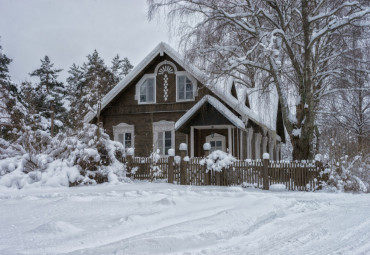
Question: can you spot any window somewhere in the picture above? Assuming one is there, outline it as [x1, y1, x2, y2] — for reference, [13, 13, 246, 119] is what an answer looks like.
[210, 141, 223, 152]
[177, 75, 193, 100]
[113, 123, 135, 151]
[153, 121, 175, 156]
[140, 78, 155, 103]
[158, 131, 172, 155]
[206, 133, 226, 152]
[118, 132, 132, 148]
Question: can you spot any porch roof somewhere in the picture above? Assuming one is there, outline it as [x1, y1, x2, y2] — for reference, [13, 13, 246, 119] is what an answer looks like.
[175, 95, 245, 131]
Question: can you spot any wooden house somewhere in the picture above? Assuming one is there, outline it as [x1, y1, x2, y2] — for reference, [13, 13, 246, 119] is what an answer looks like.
[85, 42, 285, 160]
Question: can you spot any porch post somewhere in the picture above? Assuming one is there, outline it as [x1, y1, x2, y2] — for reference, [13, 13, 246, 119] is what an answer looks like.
[228, 126, 232, 155]
[190, 126, 194, 158]
[262, 136, 268, 154]
[269, 137, 275, 161]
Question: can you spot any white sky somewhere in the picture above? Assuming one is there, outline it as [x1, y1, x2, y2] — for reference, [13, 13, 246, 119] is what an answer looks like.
[0, 0, 176, 83]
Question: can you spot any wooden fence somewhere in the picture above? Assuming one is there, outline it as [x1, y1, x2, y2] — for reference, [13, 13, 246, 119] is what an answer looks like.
[126, 153, 322, 191]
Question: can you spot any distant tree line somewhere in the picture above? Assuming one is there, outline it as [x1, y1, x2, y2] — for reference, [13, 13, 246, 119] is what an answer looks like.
[0, 44, 133, 141]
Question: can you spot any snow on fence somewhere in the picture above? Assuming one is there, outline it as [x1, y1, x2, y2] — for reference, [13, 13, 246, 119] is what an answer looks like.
[124, 149, 321, 191]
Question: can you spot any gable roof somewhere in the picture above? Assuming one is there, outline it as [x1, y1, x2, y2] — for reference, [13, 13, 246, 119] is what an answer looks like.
[84, 42, 278, 133]
[175, 95, 245, 131]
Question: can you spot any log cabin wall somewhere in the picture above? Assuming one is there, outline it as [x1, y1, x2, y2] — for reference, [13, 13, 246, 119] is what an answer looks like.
[99, 53, 241, 156]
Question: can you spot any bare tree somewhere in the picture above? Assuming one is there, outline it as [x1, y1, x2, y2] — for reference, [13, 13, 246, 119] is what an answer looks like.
[148, 0, 370, 159]
[319, 25, 370, 158]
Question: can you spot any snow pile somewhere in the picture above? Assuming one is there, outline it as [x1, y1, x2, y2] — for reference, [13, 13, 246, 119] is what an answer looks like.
[179, 143, 187, 151]
[203, 143, 211, 151]
[200, 150, 237, 172]
[269, 184, 287, 192]
[0, 124, 128, 189]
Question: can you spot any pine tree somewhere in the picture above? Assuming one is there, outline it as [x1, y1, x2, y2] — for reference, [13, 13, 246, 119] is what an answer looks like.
[111, 54, 133, 83]
[66, 50, 116, 131]
[82, 50, 115, 138]
[66, 63, 85, 128]
[0, 43, 25, 140]
[30, 56, 66, 136]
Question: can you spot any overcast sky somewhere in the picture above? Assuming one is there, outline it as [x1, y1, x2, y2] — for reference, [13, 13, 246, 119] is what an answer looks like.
[0, 0, 176, 84]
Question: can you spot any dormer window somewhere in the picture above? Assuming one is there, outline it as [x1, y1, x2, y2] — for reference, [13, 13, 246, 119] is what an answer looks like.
[140, 78, 155, 103]
[177, 75, 194, 101]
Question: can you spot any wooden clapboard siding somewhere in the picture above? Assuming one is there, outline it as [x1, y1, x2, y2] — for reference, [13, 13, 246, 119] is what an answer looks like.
[99, 53, 244, 157]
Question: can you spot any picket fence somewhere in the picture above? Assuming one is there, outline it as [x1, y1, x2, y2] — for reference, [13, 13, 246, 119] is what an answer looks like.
[125, 153, 322, 191]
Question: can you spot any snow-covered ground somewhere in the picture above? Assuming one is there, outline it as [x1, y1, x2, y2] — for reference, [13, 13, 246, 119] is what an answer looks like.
[1, 183, 369, 255]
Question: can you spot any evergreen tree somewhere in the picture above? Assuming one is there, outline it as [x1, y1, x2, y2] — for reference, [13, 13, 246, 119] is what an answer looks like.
[66, 50, 132, 130]
[0, 43, 25, 140]
[30, 56, 66, 136]
[81, 50, 115, 138]
[65, 63, 85, 128]
[111, 54, 133, 83]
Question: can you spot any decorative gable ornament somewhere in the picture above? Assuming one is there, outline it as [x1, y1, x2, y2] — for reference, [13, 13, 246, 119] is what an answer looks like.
[158, 64, 174, 102]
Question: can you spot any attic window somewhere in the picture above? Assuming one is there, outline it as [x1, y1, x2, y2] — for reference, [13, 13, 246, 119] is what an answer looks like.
[177, 75, 194, 101]
[140, 78, 155, 103]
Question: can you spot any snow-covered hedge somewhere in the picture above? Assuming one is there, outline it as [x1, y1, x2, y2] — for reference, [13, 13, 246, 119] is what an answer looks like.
[318, 155, 369, 193]
[0, 124, 128, 189]
[200, 150, 236, 172]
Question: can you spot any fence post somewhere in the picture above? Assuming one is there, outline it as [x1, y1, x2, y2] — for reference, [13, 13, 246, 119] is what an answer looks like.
[168, 149, 175, 184]
[263, 153, 269, 190]
[180, 143, 187, 185]
[126, 148, 134, 178]
[216, 171, 221, 186]
[203, 143, 211, 185]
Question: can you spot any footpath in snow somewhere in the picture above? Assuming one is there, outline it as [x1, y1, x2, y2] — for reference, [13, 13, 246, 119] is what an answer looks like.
[0, 183, 369, 255]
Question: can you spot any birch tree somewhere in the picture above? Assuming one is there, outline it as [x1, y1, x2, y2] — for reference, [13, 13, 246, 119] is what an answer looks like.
[148, 0, 370, 159]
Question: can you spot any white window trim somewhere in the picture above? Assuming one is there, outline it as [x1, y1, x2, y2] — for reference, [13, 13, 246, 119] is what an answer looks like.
[246, 128, 253, 159]
[113, 123, 135, 151]
[176, 71, 197, 102]
[135, 73, 156, 104]
[152, 120, 175, 156]
[206, 133, 226, 152]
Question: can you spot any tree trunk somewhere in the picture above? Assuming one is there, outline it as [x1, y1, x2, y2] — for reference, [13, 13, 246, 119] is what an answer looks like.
[50, 102, 55, 137]
[291, 136, 311, 160]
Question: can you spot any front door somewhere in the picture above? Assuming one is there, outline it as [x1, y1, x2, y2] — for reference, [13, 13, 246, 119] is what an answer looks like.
[206, 133, 226, 152]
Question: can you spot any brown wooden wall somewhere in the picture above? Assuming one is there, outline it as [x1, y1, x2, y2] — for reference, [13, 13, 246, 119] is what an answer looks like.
[99, 53, 242, 156]
[98, 52, 280, 158]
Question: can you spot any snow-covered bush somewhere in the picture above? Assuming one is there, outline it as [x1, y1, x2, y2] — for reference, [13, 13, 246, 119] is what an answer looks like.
[0, 124, 128, 188]
[150, 149, 162, 180]
[318, 155, 369, 193]
[200, 150, 237, 172]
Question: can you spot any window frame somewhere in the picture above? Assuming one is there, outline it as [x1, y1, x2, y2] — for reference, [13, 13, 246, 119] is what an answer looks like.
[176, 71, 197, 102]
[152, 120, 175, 156]
[206, 133, 226, 152]
[113, 123, 135, 152]
[135, 74, 156, 104]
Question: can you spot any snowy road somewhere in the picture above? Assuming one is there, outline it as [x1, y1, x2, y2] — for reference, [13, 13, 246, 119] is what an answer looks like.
[0, 183, 369, 255]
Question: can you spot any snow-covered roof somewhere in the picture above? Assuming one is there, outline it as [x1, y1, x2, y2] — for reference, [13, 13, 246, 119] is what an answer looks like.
[84, 42, 278, 132]
[175, 95, 245, 131]
[84, 42, 207, 123]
